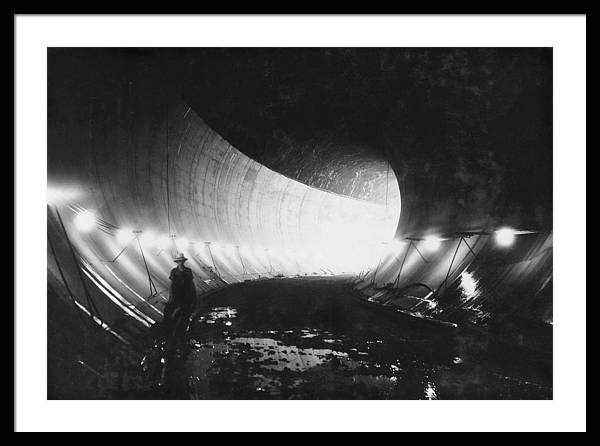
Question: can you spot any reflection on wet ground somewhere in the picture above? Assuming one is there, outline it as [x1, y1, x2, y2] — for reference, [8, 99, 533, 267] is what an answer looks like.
[145, 277, 552, 400]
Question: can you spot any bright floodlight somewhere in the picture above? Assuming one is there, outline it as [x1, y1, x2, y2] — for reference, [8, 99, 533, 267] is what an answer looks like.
[116, 227, 133, 245]
[47, 186, 81, 205]
[495, 227, 516, 247]
[422, 236, 442, 252]
[176, 236, 189, 250]
[74, 211, 96, 232]
[139, 230, 156, 247]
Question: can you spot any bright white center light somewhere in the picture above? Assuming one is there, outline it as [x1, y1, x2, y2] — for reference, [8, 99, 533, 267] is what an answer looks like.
[47, 186, 81, 205]
[157, 235, 172, 251]
[422, 236, 442, 252]
[116, 227, 133, 245]
[176, 236, 189, 251]
[74, 210, 96, 232]
[495, 227, 516, 247]
[390, 239, 405, 253]
[139, 230, 156, 247]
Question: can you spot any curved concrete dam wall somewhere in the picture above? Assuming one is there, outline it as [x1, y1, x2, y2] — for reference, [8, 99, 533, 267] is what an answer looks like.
[48, 98, 401, 339]
[47, 48, 552, 342]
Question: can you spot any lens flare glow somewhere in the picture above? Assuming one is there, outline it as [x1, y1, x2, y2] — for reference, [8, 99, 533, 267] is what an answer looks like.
[175, 236, 189, 251]
[47, 186, 81, 205]
[139, 230, 156, 247]
[74, 210, 96, 232]
[116, 227, 134, 245]
[495, 227, 516, 247]
[157, 235, 172, 251]
[422, 236, 442, 252]
[389, 239, 405, 253]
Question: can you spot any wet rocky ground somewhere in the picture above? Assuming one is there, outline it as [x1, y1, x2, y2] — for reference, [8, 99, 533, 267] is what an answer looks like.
[145, 276, 552, 399]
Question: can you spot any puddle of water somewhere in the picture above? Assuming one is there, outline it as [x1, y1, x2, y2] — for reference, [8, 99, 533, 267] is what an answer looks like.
[144, 304, 552, 400]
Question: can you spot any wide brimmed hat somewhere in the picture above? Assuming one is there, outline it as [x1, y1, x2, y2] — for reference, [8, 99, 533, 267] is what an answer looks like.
[173, 253, 188, 263]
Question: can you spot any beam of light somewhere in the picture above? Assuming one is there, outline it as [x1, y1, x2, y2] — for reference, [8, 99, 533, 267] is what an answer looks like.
[495, 227, 516, 247]
[47, 186, 82, 205]
[74, 210, 96, 232]
[47, 184, 83, 205]
[210, 242, 221, 251]
[139, 230, 156, 248]
[254, 247, 269, 262]
[422, 235, 442, 253]
[156, 235, 172, 251]
[175, 236, 189, 252]
[116, 227, 134, 245]
[194, 241, 206, 254]
[389, 239, 406, 253]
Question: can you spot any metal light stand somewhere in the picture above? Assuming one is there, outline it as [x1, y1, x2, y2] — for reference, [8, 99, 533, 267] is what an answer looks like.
[392, 238, 429, 288]
[204, 241, 222, 279]
[434, 233, 480, 297]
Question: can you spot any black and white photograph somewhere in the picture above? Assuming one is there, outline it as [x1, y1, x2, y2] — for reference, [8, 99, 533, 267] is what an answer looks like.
[15, 14, 586, 432]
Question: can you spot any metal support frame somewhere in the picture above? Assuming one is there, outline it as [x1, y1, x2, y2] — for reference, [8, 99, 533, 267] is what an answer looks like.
[205, 241, 221, 279]
[135, 231, 159, 299]
[392, 240, 429, 288]
[236, 245, 249, 275]
[434, 235, 479, 297]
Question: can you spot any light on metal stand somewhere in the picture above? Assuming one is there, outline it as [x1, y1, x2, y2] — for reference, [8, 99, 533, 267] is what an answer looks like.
[494, 227, 516, 247]
[392, 238, 430, 288]
[435, 233, 480, 297]
[205, 241, 222, 280]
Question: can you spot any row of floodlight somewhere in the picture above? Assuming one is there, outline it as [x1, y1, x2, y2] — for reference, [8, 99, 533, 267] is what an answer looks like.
[73, 209, 519, 267]
[390, 228, 517, 252]
[74, 209, 308, 259]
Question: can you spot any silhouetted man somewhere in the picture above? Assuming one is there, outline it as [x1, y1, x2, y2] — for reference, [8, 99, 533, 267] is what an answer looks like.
[163, 253, 197, 335]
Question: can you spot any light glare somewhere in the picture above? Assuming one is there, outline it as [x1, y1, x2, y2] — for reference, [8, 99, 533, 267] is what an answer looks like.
[157, 235, 172, 251]
[116, 227, 133, 245]
[74, 211, 96, 232]
[139, 230, 156, 247]
[176, 236, 189, 250]
[495, 228, 516, 247]
[47, 186, 81, 205]
[422, 236, 442, 252]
